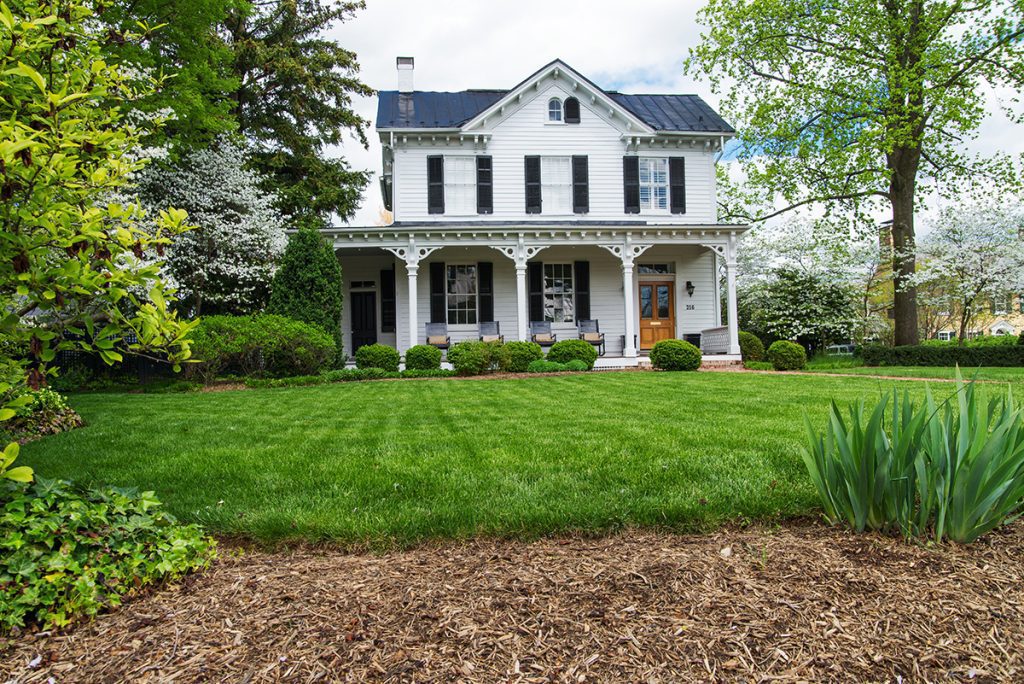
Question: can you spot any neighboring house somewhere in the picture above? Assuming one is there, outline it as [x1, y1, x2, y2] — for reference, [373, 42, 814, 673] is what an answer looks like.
[324, 58, 746, 363]
[933, 294, 1024, 341]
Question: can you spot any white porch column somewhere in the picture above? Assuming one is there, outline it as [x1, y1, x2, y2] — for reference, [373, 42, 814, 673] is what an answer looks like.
[515, 263, 528, 341]
[622, 259, 638, 358]
[725, 235, 741, 355]
[406, 262, 419, 350]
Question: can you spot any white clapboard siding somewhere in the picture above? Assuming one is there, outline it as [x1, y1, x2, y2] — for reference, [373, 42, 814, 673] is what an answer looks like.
[390, 245, 719, 353]
[392, 82, 718, 224]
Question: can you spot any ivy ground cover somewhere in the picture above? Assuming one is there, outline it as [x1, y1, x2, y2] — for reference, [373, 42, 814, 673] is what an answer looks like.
[19, 372, 1011, 544]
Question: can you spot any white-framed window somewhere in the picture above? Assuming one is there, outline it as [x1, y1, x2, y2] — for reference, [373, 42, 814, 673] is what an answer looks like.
[541, 156, 572, 214]
[444, 157, 476, 215]
[446, 264, 477, 325]
[543, 263, 574, 323]
[937, 331, 953, 341]
[548, 97, 562, 122]
[639, 157, 669, 211]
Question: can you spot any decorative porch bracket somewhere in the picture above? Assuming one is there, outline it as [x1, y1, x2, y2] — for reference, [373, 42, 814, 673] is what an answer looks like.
[490, 237, 549, 341]
[599, 238, 653, 358]
[384, 239, 441, 351]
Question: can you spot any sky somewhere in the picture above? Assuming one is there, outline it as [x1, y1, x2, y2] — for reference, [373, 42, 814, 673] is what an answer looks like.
[326, 0, 1022, 229]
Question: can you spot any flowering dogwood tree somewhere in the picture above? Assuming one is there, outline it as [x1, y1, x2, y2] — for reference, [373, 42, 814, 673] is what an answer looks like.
[911, 206, 1024, 344]
[134, 140, 287, 315]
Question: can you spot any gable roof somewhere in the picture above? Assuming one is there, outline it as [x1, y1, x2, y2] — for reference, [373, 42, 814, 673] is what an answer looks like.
[375, 61, 734, 133]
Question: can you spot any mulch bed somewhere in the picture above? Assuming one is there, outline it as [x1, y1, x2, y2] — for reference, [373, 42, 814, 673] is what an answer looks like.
[3, 523, 1023, 682]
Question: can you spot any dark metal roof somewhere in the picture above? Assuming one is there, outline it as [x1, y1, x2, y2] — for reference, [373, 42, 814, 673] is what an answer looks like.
[376, 89, 733, 133]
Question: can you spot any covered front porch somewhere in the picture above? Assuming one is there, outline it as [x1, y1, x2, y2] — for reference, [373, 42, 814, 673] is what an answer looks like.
[326, 223, 746, 365]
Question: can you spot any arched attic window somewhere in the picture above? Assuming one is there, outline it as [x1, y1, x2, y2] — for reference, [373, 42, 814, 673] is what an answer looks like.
[563, 97, 581, 124]
[548, 97, 562, 122]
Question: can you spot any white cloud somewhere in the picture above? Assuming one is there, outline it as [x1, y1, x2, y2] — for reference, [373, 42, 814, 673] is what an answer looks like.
[324, 0, 1022, 227]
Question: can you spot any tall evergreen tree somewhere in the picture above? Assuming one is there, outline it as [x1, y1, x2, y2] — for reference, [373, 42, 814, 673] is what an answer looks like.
[226, 0, 374, 224]
[268, 226, 344, 362]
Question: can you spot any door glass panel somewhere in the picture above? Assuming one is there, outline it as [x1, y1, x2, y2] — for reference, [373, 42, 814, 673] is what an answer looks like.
[657, 285, 670, 318]
[640, 285, 653, 319]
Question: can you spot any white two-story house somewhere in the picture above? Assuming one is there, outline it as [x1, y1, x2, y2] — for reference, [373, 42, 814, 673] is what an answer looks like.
[324, 58, 746, 365]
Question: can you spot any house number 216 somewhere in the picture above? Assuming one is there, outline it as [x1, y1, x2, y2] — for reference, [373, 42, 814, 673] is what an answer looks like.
[685, 304, 696, 311]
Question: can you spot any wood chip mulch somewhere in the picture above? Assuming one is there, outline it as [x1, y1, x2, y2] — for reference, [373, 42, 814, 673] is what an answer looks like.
[3, 523, 1023, 683]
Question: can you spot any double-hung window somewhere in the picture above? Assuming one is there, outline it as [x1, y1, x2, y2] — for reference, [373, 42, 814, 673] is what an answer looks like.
[446, 264, 477, 325]
[541, 156, 572, 214]
[638, 158, 668, 211]
[543, 263, 574, 322]
[444, 157, 476, 215]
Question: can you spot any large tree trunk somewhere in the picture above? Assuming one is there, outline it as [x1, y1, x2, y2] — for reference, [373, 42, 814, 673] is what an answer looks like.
[889, 149, 920, 346]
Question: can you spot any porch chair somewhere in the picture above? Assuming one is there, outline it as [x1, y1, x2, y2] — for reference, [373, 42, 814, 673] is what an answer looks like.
[577, 319, 606, 357]
[425, 322, 450, 350]
[529, 321, 557, 350]
[478, 321, 504, 344]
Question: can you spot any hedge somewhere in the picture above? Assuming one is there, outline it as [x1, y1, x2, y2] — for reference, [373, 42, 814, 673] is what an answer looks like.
[355, 343, 400, 372]
[546, 339, 598, 369]
[447, 340, 500, 376]
[496, 341, 543, 372]
[404, 344, 442, 370]
[861, 344, 1024, 367]
[738, 331, 765, 362]
[767, 340, 807, 371]
[649, 339, 702, 371]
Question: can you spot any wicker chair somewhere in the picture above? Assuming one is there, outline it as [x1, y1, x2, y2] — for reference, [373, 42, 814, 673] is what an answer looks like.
[529, 321, 557, 349]
[424, 322, 450, 350]
[577, 319, 606, 356]
[478, 321, 504, 344]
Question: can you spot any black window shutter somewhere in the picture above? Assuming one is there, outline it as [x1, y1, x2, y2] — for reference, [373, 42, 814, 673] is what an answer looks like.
[380, 267, 396, 333]
[573, 261, 590, 321]
[669, 157, 686, 214]
[477, 262, 494, 322]
[528, 262, 544, 322]
[427, 156, 444, 214]
[623, 156, 640, 214]
[572, 155, 589, 214]
[429, 261, 446, 323]
[476, 156, 493, 214]
[564, 97, 581, 124]
[524, 156, 542, 214]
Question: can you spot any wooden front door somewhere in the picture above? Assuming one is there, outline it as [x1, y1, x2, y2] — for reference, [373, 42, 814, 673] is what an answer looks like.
[350, 291, 377, 352]
[639, 282, 675, 349]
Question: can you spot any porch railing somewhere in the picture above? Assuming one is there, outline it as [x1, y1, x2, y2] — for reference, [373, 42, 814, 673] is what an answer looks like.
[700, 326, 730, 354]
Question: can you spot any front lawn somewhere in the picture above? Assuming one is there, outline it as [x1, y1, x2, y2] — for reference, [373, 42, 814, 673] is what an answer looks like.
[803, 365, 1024, 382]
[20, 372, 980, 544]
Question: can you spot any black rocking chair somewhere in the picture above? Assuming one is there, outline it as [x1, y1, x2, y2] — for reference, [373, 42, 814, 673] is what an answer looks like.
[479, 321, 504, 344]
[425, 322, 450, 350]
[577, 319, 606, 356]
[529, 321, 557, 350]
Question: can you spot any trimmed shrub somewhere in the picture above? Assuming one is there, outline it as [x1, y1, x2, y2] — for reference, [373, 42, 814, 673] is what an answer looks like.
[738, 331, 765, 362]
[1, 478, 215, 632]
[405, 344, 442, 370]
[546, 339, 598, 369]
[189, 314, 336, 381]
[650, 339, 702, 371]
[564, 359, 589, 372]
[447, 340, 500, 376]
[861, 344, 1024, 367]
[355, 343, 400, 372]
[268, 225, 344, 366]
[767, 340, 807, 371]
[527, 359, 567, 373]
[399, 368, 456, 379]
[496, 341, 543, 373]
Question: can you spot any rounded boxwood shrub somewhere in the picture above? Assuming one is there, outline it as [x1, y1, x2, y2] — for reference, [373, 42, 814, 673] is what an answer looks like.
[563, 359, 589, 372]
[497, 341, 543, 373]
[404, 344, 442, 370]
[767, 340, 807, 371]
[526, 359, 566, 373]
[738, 331, 765, 362]
[447, 340, 498, 376]
[546, 339, 598, 369]
[649, 339, 702, 371]
[355, 343, 400, 372]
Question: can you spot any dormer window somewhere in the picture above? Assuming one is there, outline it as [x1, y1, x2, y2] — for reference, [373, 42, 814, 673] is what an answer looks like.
[548, 98, 562, 122]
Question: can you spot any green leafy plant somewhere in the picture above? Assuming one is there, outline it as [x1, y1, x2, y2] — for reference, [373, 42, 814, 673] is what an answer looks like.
[802, 374, 1024, 543]
[650, 339, 702, 371]
[399, 368, 455, 379]
[527, 359, 567, 373]
[767, 340, 807, 371]
[546, 340, 598, 369]
[447, 341, 500, 376]
[354, 343, 400, 372]
[1, 443, 32, 483]
[738, 332, 765, 362]
[0, 388, 83, 443]
[496, 341, 543, 373]
[1, 478, 215, 632]
[563, 359, 590, 372]
[404, 344, 442, 371]
[744, 361, 774, 371]
[189, 315, 335, 381]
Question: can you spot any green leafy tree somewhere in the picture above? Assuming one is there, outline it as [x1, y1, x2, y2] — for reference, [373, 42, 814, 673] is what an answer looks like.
[0, 0, 195, 476]
[268, 225, 344, 363]
[688, 0, 1024, 345]
[227, 0, 374, 224]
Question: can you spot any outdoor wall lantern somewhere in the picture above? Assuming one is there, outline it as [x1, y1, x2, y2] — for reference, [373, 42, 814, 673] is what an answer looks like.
[685, 281, 695, 297]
